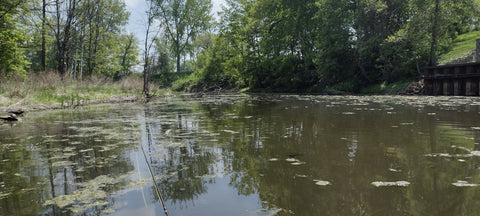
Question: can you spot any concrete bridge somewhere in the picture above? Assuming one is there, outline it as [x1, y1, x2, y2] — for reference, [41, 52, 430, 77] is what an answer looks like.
[424, 39, 480, 96]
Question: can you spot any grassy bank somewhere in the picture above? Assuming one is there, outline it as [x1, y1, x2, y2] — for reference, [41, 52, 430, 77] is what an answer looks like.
[0, 72, 165, 109]
[439, 31, 480, 65]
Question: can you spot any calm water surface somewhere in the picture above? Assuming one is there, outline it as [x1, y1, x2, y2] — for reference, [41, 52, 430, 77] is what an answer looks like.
[2, 95, 480, 215]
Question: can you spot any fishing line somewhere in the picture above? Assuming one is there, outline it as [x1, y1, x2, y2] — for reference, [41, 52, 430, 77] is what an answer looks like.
[132, 123, 169, 216]
[134, 151, 148, 208]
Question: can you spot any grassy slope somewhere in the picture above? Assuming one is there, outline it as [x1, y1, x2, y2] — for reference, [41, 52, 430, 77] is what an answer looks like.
[438, 31, 480, 65]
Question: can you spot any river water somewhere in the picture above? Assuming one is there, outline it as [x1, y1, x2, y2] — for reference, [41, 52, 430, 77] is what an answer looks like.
[2, 95, 480, 215]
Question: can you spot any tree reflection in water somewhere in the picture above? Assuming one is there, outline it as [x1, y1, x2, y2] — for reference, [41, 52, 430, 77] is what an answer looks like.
[142, 105, 216, 207]
[3, 96, 480, 215]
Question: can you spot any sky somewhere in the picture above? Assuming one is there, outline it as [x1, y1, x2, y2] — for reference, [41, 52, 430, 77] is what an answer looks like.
[124, 0, 226, 46]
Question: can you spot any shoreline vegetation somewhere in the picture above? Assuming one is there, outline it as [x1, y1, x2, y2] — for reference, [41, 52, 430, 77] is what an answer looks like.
[0, 70, 423, 120]
[1, 0, 479, 110]
[0, 72, 173, 115]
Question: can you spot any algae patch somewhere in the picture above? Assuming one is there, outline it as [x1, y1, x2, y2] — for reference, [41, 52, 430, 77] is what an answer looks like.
[43, 175, 118, 211]
[314, 180, 331, 186]
[452, 180, 479, 187]
[371, 181, 410, 187]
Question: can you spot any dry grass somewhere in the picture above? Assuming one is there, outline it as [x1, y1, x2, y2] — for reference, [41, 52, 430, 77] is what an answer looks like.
[117, 76, 144, 90]
[0, 71, 153, 107]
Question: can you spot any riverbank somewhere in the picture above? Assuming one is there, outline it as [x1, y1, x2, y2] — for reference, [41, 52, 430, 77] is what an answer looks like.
[0, 71, 423, 119]
[0, 72, 174, 116]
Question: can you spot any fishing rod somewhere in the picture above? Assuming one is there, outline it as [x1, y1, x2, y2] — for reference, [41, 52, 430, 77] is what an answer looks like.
[133, 123, 169, 216]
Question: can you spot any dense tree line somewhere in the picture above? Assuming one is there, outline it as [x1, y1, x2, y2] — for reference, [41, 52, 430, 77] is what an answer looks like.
[0, 0, 138, 80]
[1, 0, 480, 93]
[175, 0, 480, 92]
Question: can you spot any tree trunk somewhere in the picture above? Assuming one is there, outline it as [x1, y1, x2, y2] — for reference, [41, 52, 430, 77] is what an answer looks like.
[56, 0, 76, 76]
[143, 9, 152, 96]
[176, 53, 181, 73]
[429, 0, 440, 66]
[119, 35, 134, 79]
[143, 57, 149, 95]
[176, 34, 180, 73]
[87, 14, 93, 76]
[55, 0, 62, 74]
[41, 0, 46, 71]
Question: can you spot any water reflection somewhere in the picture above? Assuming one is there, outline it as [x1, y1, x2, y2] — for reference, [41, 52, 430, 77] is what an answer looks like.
[2, 96, 480, 215]
[0, 106, 142, 216]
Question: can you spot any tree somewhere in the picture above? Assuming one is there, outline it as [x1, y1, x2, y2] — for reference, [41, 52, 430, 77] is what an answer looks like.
[53, 0, 77, 75]
[46, 0, 132, 78]
[314, 0, 354, 86]
[82, 0, 130, 77]
[143, 0, 158, 96]
[0, 0, 137, 79]
[41, 0, 47, 71]
[115, 33, 139, 80]
[152, 0, 213, 73]
[0, 0, 29, 77]
[408, 0, 480, 66]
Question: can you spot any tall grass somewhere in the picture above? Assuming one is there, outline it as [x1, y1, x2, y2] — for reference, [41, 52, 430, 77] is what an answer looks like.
[0, 71, 152, 107]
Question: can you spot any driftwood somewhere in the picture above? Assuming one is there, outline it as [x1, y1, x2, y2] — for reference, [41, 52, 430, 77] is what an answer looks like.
[0, 113, 19, 121]
[7, 109, 24, 116]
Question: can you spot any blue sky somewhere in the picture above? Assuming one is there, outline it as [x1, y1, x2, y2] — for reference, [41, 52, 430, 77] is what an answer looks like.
[124, 0, 226, 45]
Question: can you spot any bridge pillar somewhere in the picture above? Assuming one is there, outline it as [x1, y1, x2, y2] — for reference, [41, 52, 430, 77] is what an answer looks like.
[443, 80, 454, 95]
[478, 79, 480, 96]
[466, 78, 478, 96]
[474, 79, 479, 96]
[434, 79, 443, 95]
[476, 39, 480, 62]
[424, 79, 434, 95]
[454, 79, 461, 96]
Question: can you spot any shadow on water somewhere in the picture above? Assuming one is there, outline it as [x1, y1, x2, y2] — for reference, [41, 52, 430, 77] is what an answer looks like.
[3, 96, 480, 215]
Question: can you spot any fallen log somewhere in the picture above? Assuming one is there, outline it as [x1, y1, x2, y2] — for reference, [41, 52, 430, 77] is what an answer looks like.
[7, 108, 24, 116]
[0, 113, 19, 121]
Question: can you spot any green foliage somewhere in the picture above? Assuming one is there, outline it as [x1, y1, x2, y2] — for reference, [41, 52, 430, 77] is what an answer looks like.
[152, 72, 191, 88]
[314, 0, 354, 85]
[82, 0, 133, 78]
[162, 0, 480, 93]
[0, 1, 29, 76]
[0, 0, 139, 80]
[438, 31, 480, 64]
[377, 32, 424, 83]
[171, 72, 201, 91]
[2, 0, 480, 93]
[329, 79, 362, 93]
[173, 34, 246, 92]
[151, 0, 213, 73]
[360, 80, 413, 94]
[0, 27, 29, 76]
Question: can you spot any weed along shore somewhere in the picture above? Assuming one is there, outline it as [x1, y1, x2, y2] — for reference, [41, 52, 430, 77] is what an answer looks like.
[0, 72, 173, 120]
[0, 95, 139, 113]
